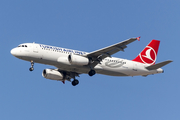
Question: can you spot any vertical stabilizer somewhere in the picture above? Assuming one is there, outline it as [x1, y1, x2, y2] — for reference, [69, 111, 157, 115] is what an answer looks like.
[133, 40, 160, 65]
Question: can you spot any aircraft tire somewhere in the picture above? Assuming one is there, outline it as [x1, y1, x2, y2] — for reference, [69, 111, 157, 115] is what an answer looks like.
[72, 79, 79, 86]
[88, 70, 96, 76]
[29, 67, 34, 71]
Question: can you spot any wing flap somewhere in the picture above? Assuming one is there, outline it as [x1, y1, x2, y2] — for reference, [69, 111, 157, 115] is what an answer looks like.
[146, 60, 173, 70]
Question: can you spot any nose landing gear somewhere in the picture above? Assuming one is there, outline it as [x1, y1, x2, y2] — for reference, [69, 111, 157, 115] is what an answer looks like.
[29, 60, 34, 71]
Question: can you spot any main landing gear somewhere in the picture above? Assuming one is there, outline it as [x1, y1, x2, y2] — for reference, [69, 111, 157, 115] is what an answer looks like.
[69, 72, 80, 86]
[88, 70, 96, 76]
[29, 60, 34, 71]
[71, 70, 96, 86]
[72, 79, 79, 86]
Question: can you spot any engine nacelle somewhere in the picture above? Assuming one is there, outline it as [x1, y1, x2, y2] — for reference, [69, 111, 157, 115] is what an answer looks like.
[68, 54, 89, 66]
[57, 56, 71, 65]
[42, 69, 64, 81]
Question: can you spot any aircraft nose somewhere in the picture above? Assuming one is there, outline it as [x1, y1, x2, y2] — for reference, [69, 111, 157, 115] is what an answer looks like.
[10, 48, 19, 56]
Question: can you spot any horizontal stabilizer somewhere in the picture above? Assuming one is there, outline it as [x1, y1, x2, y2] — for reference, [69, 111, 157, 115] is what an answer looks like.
[146, 60, 173, 70]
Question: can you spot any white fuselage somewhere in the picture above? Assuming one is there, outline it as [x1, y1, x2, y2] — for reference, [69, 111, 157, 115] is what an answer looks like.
[11, 43, 163, 77]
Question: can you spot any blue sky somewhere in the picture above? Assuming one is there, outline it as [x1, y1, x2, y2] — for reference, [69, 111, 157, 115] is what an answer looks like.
[0, 0, 179, 120]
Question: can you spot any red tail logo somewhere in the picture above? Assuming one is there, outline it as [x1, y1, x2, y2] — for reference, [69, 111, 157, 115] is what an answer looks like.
[133, 40, 160, 65]
[140, 46, 157, 64]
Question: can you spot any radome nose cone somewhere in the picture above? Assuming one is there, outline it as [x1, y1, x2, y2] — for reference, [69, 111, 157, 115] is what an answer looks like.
[10, 49, 14, 55]
[10, 48, 17, 56]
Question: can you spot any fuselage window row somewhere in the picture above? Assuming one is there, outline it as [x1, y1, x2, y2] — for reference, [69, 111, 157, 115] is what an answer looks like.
[42, 48, 71, 54]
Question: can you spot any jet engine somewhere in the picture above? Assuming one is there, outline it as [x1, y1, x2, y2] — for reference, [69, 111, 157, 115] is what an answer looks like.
[42, 69, 65, 80]
[68, 54, 89, 66]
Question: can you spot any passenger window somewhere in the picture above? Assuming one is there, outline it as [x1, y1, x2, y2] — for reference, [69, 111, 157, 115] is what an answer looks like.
[25, 45, 27, 47]
[22, 45, 24, 47]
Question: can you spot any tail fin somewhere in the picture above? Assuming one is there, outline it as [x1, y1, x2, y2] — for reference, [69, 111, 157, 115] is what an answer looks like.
[133, 40, 160, 65]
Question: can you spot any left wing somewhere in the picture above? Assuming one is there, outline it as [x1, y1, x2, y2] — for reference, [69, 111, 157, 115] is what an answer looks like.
[85, 37, 139, 67]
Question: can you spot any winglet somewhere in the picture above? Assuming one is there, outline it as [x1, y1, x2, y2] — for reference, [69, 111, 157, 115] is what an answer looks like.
[136, 36, 141, 41]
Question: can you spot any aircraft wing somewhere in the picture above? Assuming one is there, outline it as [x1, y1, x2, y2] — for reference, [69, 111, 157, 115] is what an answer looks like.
[85, 37, 139, 67]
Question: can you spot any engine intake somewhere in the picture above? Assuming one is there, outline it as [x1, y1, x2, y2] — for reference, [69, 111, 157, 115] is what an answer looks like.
[68, 54, 89, 66]
[42, 69, 65, 81]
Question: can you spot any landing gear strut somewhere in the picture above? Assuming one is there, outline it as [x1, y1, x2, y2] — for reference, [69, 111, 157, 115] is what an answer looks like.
[72, 79, 79, 86]
[69, 72, 79, 86]
[29, 60, 34, 71]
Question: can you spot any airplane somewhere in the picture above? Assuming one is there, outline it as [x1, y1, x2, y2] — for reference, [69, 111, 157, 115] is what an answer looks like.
[10, 37, 172, 86]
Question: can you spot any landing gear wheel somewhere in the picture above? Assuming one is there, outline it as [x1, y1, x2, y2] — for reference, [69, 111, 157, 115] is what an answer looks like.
[72, 79, 79, 86]
[29, 67, 34, 71]
[88, 70, 96, 76]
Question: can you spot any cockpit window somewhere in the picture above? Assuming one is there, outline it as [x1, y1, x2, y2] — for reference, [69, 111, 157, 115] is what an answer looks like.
[18, 45, 28, 47]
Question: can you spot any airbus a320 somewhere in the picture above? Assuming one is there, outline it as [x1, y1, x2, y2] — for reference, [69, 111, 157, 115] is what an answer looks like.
[10, 37, 172, 86]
